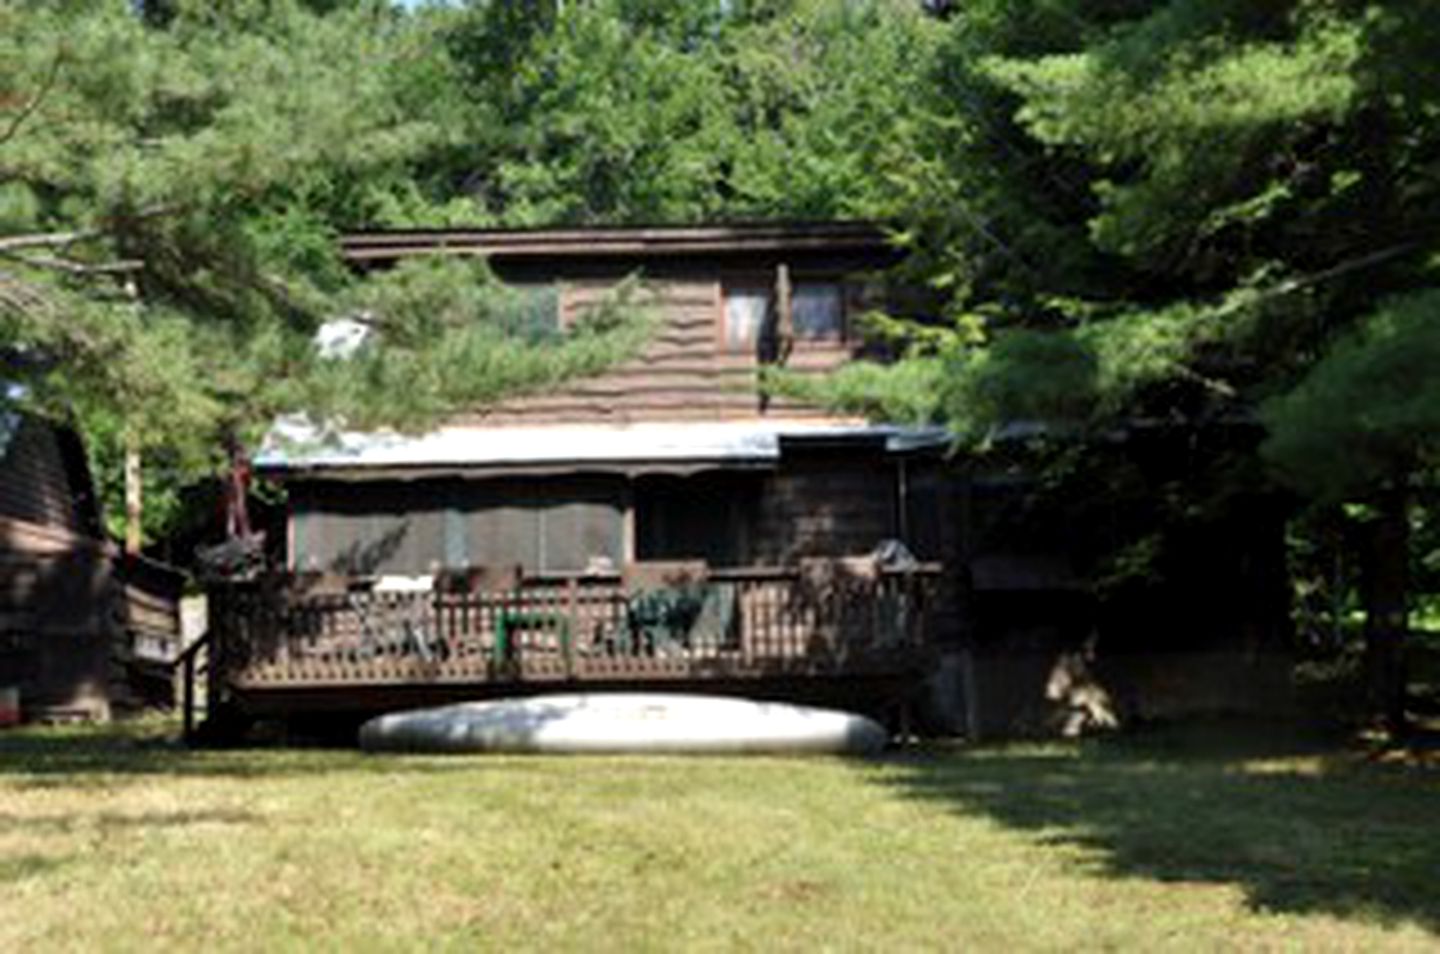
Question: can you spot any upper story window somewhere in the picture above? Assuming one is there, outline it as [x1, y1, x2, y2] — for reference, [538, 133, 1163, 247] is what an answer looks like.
[721, 277, 845, 353]
[505, 283, 562, 341]
[723, 286, 772, 351]
[792, 282, 844, 340]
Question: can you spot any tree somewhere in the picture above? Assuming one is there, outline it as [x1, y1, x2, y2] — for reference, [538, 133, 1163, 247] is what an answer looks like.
[425, 0, 941, 224]
[1262, 290, 1440, 728]
[808, 0, 1440, 729]
[0, 1, 647, 544]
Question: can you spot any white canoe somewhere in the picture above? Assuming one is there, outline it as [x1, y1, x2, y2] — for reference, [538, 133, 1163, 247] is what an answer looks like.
[358, 692, 888, 755]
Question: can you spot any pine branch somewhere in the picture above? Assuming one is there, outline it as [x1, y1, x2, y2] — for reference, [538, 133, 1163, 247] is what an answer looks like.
[0, 46, 65, 149]
[1, 253, 144, 275]
[0, 205, 182, 256]
[0, 228, 105, 254]
[0, 269, 59, 318]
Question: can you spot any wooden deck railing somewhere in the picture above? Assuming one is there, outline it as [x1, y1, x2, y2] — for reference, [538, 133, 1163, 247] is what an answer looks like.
[208, 564, 939, 690]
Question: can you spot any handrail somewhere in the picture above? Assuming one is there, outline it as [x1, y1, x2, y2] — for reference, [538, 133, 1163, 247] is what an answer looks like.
[173, 629, 213, 669]
[214, 562, 945, 591]
[175, 629, 213, 743]
[204, 563, 940, 691]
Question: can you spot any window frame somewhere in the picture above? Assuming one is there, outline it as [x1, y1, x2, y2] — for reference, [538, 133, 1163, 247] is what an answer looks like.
[718, 282, 774, 353]
[504, 280, 568, 338]
[790, 280, 848, 343]
[718, 273, 849, 354]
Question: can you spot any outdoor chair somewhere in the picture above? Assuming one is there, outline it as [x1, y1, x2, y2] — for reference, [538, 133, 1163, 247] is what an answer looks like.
[612, 561, 709, 657]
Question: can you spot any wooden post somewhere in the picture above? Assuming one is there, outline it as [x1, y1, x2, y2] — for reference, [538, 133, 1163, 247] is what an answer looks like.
[124, 440, 142, 555]
[775, 263, 793, 355]
[566, 577, 579, 679]
[621, 482, 637, 564]
[182, 650, 195, 741]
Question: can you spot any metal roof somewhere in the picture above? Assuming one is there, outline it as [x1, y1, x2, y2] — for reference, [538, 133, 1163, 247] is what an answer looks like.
[257, 417, 949, 476]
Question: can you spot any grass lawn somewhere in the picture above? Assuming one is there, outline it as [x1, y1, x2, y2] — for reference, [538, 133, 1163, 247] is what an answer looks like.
[2, 720, 1437, 951]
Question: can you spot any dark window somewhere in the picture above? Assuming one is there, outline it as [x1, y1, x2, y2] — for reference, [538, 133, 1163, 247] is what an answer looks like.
[722, 279, 845, 353]
[464, 485, 540, 571]
[536, 490, 624, 573]
[792, 282, 844, 340]
[636, 473, 756, 567]
[903, 467, 945, 561]
[504, 283, 562, 341]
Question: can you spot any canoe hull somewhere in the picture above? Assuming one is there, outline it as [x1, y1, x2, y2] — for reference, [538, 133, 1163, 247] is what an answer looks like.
[359, 692, 888, 755]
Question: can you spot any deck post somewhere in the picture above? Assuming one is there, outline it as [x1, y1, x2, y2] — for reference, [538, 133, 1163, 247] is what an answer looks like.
[565, 577, 579, 679]
[182, 650, 195, 740]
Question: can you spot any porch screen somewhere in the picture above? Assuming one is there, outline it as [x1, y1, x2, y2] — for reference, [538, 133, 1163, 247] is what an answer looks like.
[463, 478, 624, 574]
[635, 473, 756, 567]
[291, 484, 445, 575]
[291, 477, 623, 576]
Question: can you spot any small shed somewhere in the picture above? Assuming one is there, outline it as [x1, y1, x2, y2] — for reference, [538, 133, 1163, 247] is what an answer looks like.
[0, 409, 184, 721]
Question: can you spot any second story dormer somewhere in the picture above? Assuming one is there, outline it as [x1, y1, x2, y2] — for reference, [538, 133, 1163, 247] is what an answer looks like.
[339, 221, 904, 425]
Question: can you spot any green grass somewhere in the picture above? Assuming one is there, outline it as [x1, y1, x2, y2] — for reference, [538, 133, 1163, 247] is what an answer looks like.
[1, 720, 1437, 951]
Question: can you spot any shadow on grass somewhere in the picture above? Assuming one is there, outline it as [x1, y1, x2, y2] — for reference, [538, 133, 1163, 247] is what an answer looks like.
[0, 853, 69, 885]
[0, 808, 259, 834]
[0, 720, 474, 788]
[873, 721, 1440, 934]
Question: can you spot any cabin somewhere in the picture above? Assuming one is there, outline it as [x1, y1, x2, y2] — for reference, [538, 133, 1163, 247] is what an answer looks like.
[0, 407, 184, 722]
[198, 223, 962, 734]
[193, 221, 1296, 740]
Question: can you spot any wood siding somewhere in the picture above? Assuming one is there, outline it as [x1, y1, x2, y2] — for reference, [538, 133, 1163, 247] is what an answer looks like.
[750, 450, 898, 564]
[0, 415, 96, 533]
[0, 515, 117, 719]
[0, 415, 184, 720]
[461, 276, 864, 426]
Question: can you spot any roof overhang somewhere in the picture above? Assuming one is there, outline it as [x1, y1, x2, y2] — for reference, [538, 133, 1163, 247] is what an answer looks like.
[257, 418, 951, 480]
[340, 221, 896, 265]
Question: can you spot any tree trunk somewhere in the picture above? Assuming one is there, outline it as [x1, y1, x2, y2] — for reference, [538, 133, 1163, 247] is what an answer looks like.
[1361, 489, 1409, 736]
[222, 433, 252, 541]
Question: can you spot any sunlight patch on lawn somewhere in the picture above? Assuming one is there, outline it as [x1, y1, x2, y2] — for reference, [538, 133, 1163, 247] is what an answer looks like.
[1, 722, 1437, 950]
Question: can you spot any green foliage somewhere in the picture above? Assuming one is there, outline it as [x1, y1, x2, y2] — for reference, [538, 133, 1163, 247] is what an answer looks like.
[854, 0, 1440, 471]
[6, 722, 1440, 950]
[794, 0, 1440, 670]
[765, 356, 947, 426]
[441, 1, 736, 224]
[428, 0, 942, 224]
[986, 4, 1364, 267]
[0, 1, 650, 542]
[299, 259, 656, 434]
[717, 0, 944, 219]
[1262, 290, 1440, 501]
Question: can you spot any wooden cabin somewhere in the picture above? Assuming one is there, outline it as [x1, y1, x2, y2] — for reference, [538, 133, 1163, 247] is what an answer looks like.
[201, 223, 961, 731]
[0, 408, 184, 721]
[194, 222, 1295, 739]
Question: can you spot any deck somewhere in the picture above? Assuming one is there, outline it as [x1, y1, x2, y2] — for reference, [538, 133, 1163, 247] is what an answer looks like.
[197, 562, 940, 726]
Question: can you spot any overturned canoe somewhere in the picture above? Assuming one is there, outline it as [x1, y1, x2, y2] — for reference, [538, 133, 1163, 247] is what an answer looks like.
[359, 692, 888, 755]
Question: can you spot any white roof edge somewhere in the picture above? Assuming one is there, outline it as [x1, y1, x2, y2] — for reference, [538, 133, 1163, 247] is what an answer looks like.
[255, 418, 951, 471]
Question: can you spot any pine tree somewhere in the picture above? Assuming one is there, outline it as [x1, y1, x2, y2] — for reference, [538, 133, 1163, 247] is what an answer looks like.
[0, 1, 648, 542]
